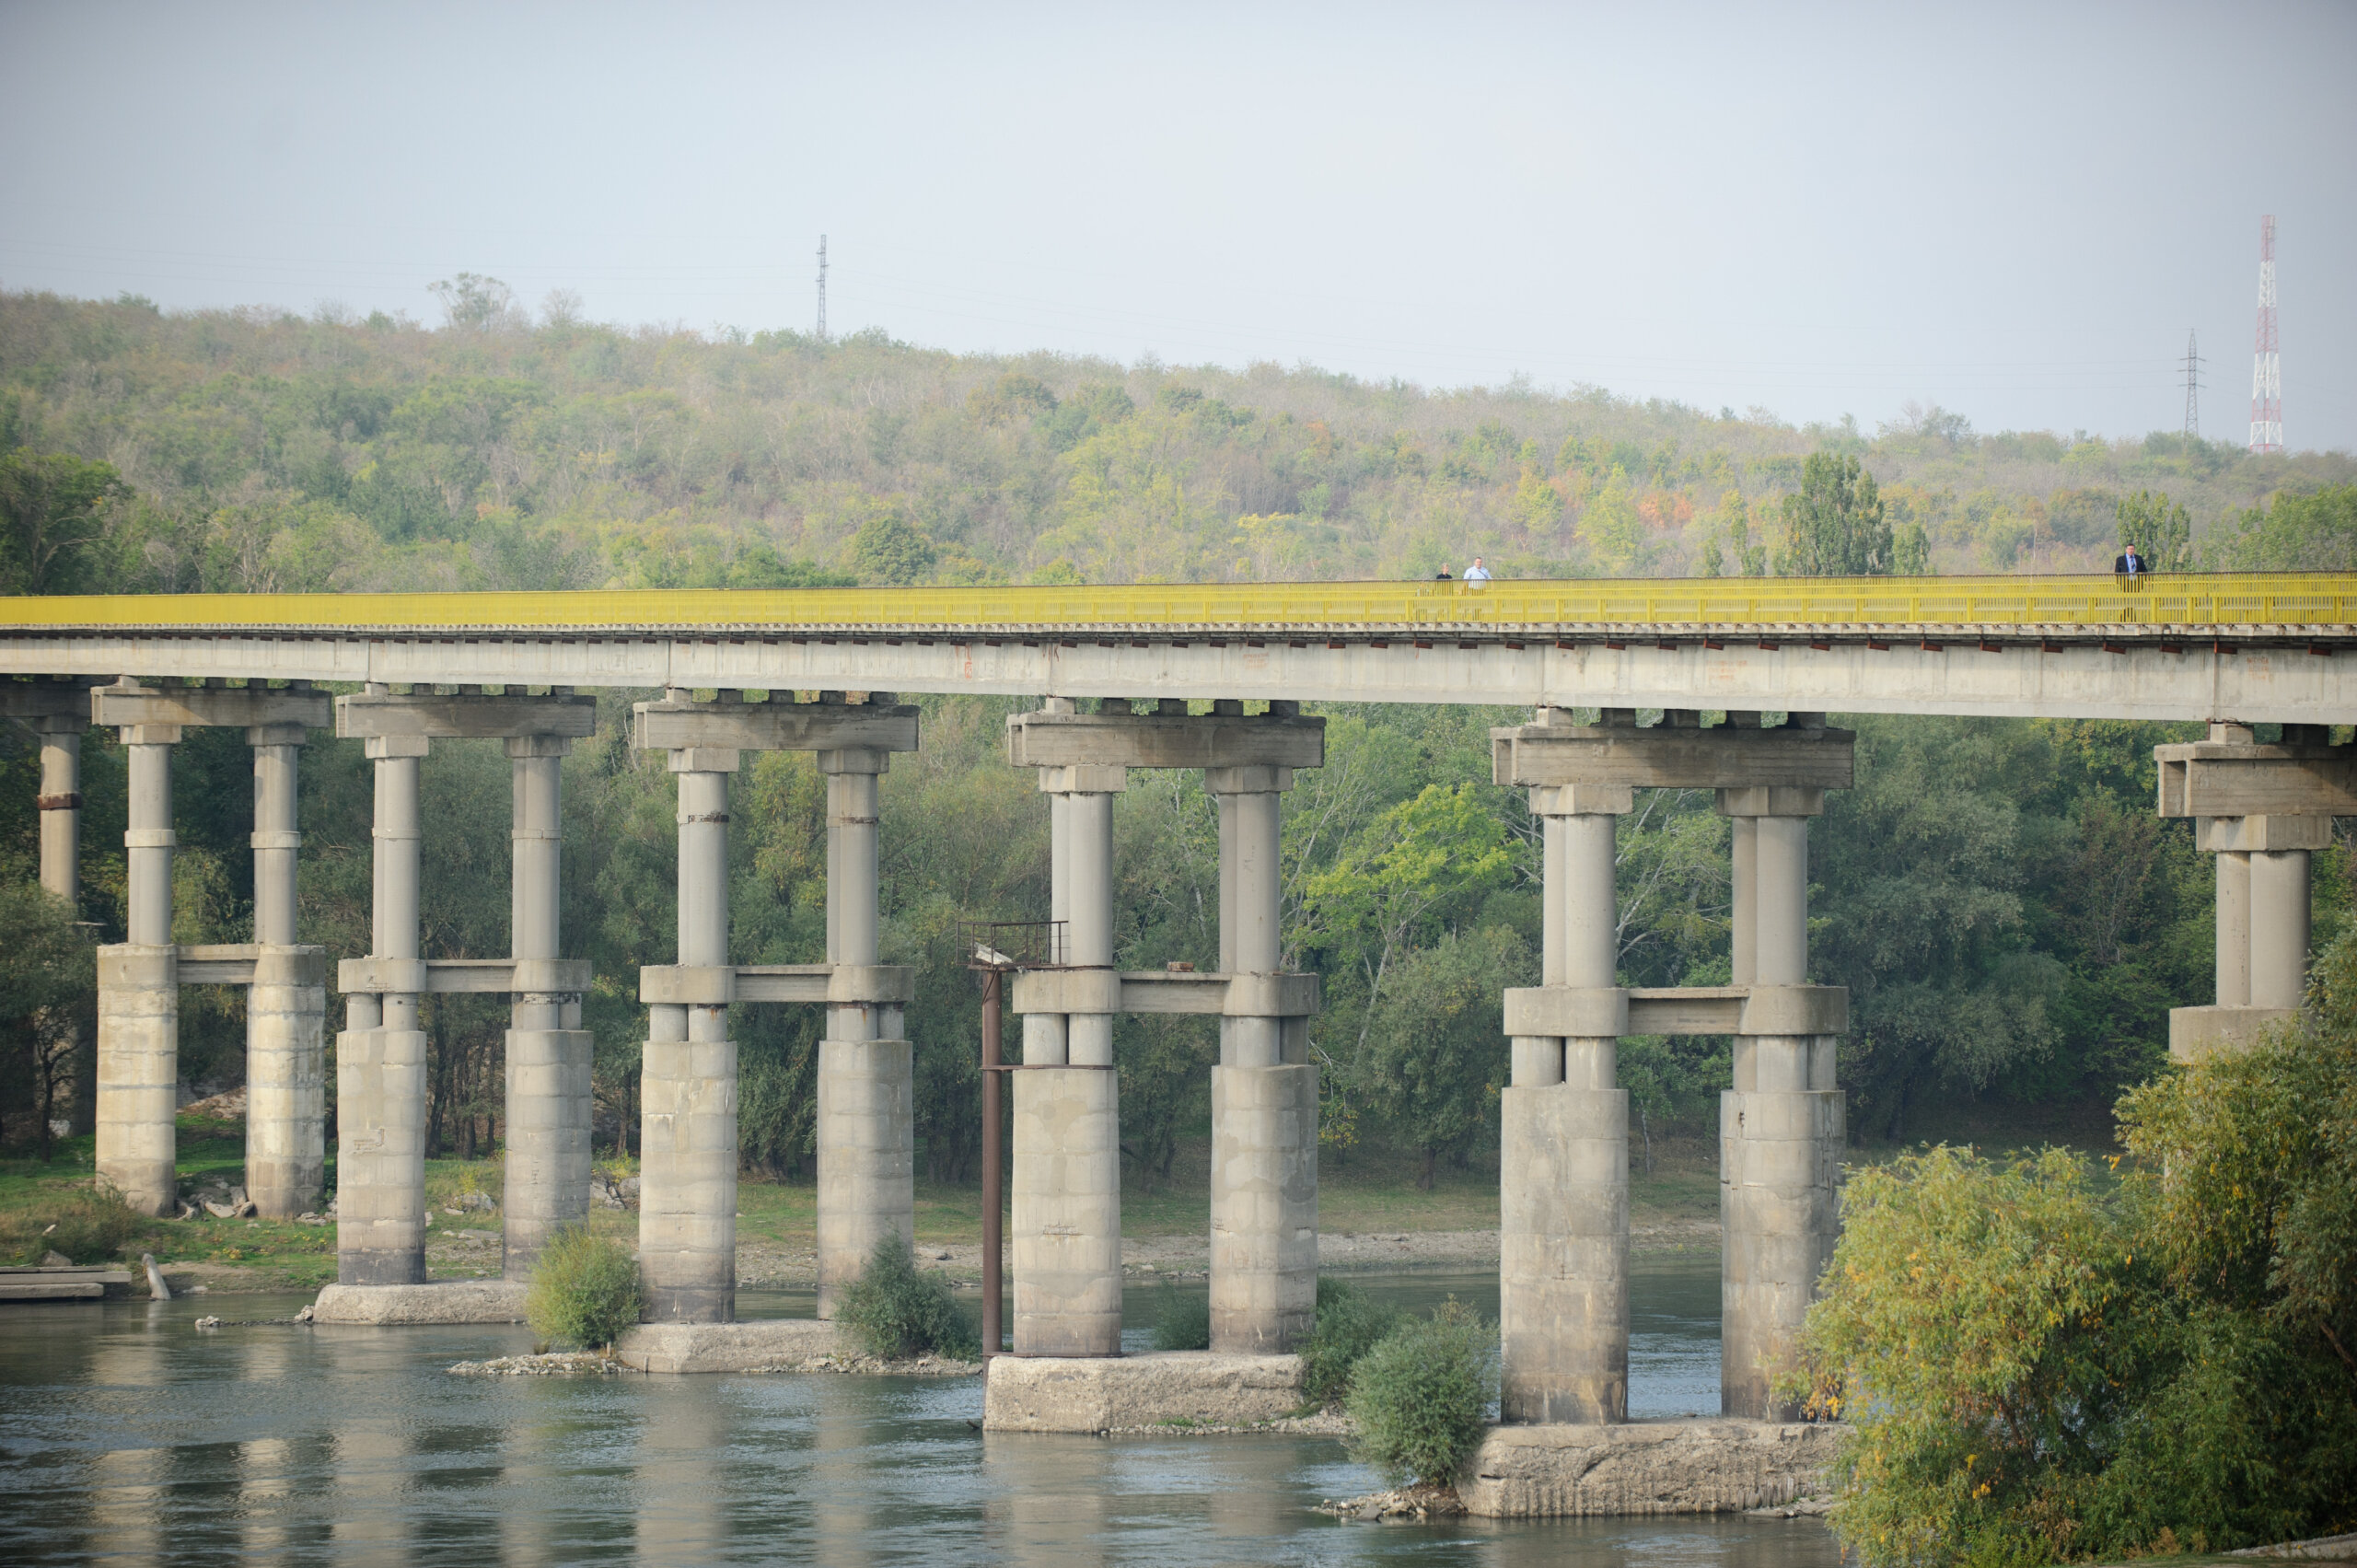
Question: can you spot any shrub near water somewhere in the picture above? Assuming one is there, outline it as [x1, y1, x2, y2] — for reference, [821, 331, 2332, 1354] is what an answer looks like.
[0, 1188, 147, 1266]
[835, 1233, 980, 1361]
[1152, 1279, 1211, 1351]
[1344, 1298, 1497, 1487]
[1299, 1277, 1400, 1406]
[524, 1227, 642, 1351]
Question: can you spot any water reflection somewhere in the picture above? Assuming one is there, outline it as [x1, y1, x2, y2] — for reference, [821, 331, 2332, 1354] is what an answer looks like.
[0, 1257, 1831, 1567]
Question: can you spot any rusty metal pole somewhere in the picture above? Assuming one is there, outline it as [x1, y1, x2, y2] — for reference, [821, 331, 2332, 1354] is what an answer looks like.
[980, 965, 1004, 1361]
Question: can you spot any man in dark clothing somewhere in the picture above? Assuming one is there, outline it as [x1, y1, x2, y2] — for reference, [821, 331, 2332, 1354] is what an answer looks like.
[2114, 544, 2146, 578]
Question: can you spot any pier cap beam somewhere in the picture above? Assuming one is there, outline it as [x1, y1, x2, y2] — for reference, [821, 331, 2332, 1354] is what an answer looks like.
[1007, 705, 1323, 772]
[337, 689, 596, 740]
[632, 693, 918, 755]
[95, 681, 331, 732]
[1494, 717, 1853, 792]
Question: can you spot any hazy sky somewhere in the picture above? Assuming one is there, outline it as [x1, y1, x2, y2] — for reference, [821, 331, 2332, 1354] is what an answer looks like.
[4, 1, 2351, 450]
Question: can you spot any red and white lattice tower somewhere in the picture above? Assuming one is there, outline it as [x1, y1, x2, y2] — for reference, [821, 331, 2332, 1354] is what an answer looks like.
[2248, 215, 2282, 453]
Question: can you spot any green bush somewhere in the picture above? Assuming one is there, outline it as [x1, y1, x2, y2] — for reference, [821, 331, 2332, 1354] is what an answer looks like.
[0, 1187, 146, 1265]
[1299, 1277, 1400, 1406]
[523, 1226, 642, 1351]
[1787, 946, 2357, 1565]
[1344, 1298, 1496, 1487]
[1151, 1279, 1210, 1351]
[835, 1232, 980, 1361]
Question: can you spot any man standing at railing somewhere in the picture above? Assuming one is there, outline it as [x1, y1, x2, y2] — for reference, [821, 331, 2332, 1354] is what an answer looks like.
[2114, 543, 2146, 580]
[1463, 556, 1492, 583]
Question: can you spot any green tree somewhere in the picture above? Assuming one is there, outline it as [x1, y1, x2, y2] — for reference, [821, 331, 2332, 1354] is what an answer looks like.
[1777, 451, 1894, 575]
[2206, 482, 2357, 570]
[2116, 489, 2191, 570]
[1361, 925, 1530, 1186]
[0, 451, 128, 595]
[850, 507, 938, 587]
[0, 879, 96, 1160]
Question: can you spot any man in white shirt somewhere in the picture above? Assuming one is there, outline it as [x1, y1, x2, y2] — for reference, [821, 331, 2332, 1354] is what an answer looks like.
[1463, 556, 1492, 582]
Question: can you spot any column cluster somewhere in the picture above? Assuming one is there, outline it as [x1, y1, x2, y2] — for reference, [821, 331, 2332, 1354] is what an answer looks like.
[1493, 706, 1852, 1423]
[2157, 722, 2352, 1060]
[1002, 698, 1324, 1359]
[631, 690, 921, 1324]
[81, 679, 333, 1221]
[333, 685, 597, 1285]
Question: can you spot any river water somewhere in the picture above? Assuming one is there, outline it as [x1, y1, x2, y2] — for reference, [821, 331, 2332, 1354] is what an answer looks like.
[0, 1253, 1839, 1566]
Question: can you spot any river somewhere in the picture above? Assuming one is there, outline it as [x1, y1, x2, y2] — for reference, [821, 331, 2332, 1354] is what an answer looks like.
[0, 1252, 1839, 1565]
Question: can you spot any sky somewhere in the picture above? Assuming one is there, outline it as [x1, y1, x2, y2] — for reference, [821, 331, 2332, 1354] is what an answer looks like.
[3, 1, 2352, 451]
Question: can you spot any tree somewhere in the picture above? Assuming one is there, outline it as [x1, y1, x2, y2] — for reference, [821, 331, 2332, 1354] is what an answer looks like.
[0, 451, 128, 595]
[2206, 482, 2357, 571]
[1777, 451, 1894, 575]
[0, 881, 96, 1160]
[850, 508, 938, 587]
[428, 273, 523, 333]
[2116, 490, 2191, 570]
[1361, 926, 1530, 1186]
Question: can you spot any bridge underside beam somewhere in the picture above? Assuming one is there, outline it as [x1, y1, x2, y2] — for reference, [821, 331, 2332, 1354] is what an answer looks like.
[4, 630, 2351, 723]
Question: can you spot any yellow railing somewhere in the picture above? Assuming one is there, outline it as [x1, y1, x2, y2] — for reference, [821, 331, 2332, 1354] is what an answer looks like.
[0, 574, 2352, 632]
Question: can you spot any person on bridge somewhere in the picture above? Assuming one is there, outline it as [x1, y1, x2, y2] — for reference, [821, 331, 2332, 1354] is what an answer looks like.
[1434, 565, 1453, 579]
[1463, 556, 1492, 582]
[2114, 543, 2146, 579]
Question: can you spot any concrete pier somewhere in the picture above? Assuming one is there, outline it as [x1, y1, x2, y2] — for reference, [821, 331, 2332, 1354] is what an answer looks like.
[630, 693, 922, 1325]
[1206, 760, 1315, 1354]
[503, 734, 591, 1278]
[246, 722, 323, 1218]
[96, 722, 179, 1214]
[816, 748, 915, 1319]
[1502, 775, 1631, 1424]
[642, 753, 738, 1322]
[2156, 725, 2351, 1061]
[1012, 759, 1121, 1355]
[338, 733, 429, 1284]
[1717, 781, 1838, 1421]
[1493, 711, 1854, 1426]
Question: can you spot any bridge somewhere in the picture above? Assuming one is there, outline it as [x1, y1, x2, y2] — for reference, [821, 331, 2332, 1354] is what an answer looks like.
[4, 573, 2351, 1444]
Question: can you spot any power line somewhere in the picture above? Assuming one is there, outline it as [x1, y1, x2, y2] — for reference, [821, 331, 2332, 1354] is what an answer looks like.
[2248, 215, 2281, 453]
[2180, 328, 2202, 438]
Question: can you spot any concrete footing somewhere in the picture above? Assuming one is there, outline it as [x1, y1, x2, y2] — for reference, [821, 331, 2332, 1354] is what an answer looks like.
[639, 1027, 737, 1323]
[1011, 1064, 1121, 1357]
[1721, 1087, 1842, 1420]
[95, 945, 179, 1217]
[615, 1318, 850, 1373]
[982, 1352, 1306, 1432]
[1461, 1420, 1844, 1517]
[335, 1026, 430, 1286]
[815, 1037, 915, 1319]
[312, 1278, 529, 1324]
[1500, 1082, 1629, 1423]
[245, 946, 327, 1219]
[502, 1026, 594, 1277]
[1207, 1063, 1318, 1354]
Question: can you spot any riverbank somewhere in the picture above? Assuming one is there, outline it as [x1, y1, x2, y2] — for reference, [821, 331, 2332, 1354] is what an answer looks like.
[2, 1120, 1719, 1294]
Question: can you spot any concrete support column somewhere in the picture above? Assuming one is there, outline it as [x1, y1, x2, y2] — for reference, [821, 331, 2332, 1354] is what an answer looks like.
[642, 752, 739, 1322]
[338, 735, 430, 1284]
[245, 722, 323, 1219]
[96, 725, 180, 1215]
[1503, 783, 1629, 1424]
[34, 715, 91, 1135]
[2249, 849, 2312, 1010]
[2214, 844, 2251, 1005]
[1714, 787, 1839, 1421]
[1011, 764, 1123, 1355]
[35, 717, 81, 908]
[504, 736, 590, 1278]
[1207, 762, 1314, 1354]
[817, 748, 913, 1318]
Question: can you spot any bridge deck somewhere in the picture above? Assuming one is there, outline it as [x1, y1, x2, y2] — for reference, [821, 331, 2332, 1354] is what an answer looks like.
[0, 574, 2351, 634]
[4, 575, 2353, 724]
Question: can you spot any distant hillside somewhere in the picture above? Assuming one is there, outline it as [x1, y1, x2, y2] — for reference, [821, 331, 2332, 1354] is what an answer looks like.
[3, 287, 2351, 595]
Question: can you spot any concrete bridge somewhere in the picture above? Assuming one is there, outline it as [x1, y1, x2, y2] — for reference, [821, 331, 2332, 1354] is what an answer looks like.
[4, 573, 2351, 1441]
